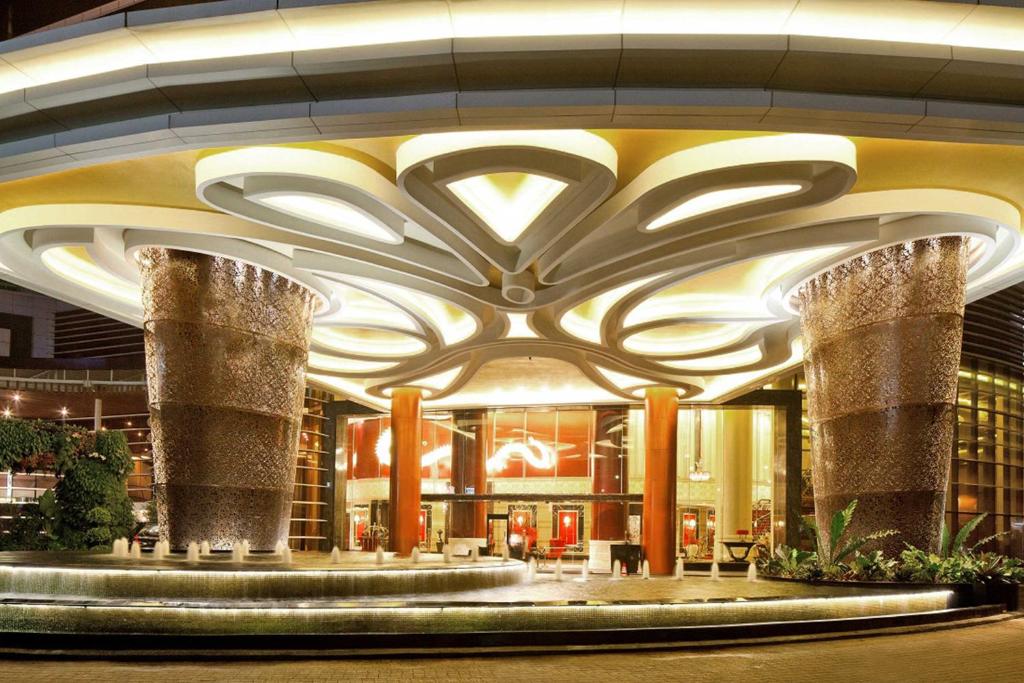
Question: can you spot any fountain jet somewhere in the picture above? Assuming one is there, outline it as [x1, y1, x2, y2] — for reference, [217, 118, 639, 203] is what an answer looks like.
[111, 538, 129, 558]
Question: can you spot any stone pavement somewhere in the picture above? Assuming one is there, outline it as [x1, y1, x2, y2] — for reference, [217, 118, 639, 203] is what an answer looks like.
[0, 616, 1021, 682]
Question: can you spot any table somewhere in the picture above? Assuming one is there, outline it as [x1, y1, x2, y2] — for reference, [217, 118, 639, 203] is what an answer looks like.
[721, 540, 756, 562]
[609, 544, 642, 574]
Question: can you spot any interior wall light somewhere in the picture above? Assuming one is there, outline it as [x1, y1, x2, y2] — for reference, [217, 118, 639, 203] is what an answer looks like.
[374, 427, 452, 467]
[487, 437, 556, 472]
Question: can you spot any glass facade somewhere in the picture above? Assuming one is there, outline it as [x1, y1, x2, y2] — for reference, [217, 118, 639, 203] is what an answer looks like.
[954, 362, 1024, 557]
[290, 388, 333, 550]
[343, 404, 783, 561]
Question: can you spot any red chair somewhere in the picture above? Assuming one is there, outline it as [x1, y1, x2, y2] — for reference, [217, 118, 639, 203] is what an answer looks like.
[546, 538, 566, 562]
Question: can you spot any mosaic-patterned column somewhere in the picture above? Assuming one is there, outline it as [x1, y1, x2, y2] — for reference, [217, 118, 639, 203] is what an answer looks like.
[643, 387, 678, 575]
[140, 248, 317, 550]
[798, 237, 968, 556]
[389, 387, 423, 555]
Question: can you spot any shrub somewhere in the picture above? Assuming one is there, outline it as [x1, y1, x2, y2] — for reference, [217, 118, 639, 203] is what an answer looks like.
[0, 418, 134, 551]
[758, 503, 1022, 586]
[54, 431, 135, 550]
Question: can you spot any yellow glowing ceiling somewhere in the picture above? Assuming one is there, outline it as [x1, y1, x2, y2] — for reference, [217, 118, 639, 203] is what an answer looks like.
[2, 128, 1023, 410]
[447, 172, 568, 243]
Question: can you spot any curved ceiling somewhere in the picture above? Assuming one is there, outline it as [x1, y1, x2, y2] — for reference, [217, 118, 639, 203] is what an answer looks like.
[1, 129, 1021, 409]
[12, 0, 1024, 186]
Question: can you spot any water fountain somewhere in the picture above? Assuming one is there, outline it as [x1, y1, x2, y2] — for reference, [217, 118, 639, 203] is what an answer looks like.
[526, 557, 537, 582]
[241, 539, 251, 558]
[580, 560, 588, 581]
[642, 559, 650, 579]
[375, 546, 384, 565]
[153, 540, 169, 561]
[111, 538, 129, 558]
[554, 557, 562, 581]
[501, 545, 510, 561]
[230, 544, 244, 564]
[710, 561, 721, 581]
[611, 559, 621, 579]
[469, 546, 479, 562]
[747, 563, 757, 582]
[281, 545, 293, 565]
[675, 558, 684, 580]
[411, 547, 420, 564]
[130, 541, 142, 560]
[442, 544, 451, 563]
[200, 540, 211, 556]
[330, 546, 342, 564]
[186, 542, 200, 564]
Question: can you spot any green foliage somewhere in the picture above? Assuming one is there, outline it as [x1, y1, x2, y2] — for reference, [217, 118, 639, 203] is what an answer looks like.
[0, 490, 63, 551]
[758, 500, 1022, 586]
[849, 550, 897, 581]
[759, 545, 820, 579]
[0, 418, 134, 551]
[0, 419, 45, 470]
[897, 546, 1024, 585]
[806, 499, 898, 574]
[0, 419, 82, 473]
[939, 512, 1007, 560]
[55, 431, 135, 550]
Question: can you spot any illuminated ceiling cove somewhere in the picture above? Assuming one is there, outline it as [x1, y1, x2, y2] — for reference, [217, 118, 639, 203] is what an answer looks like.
[0, 131, 1020, 409]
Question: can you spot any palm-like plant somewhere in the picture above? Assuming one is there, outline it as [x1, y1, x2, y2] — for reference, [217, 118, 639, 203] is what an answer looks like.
[808, 500, 898, 574]
[940, 512, 1003, 558]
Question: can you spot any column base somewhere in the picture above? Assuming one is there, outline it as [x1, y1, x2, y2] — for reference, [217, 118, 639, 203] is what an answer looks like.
[448, 537, 487, 556]
[588, 539, 626, 573]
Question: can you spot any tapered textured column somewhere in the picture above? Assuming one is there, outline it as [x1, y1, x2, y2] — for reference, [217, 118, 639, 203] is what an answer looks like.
[591, 408, 627, 572]
[140, 248, 317, 550]
[798, 237, 968, 556]
[389, 387, 423, 555]
[643, 387, 678, 575]
[449, 409, 487, 553]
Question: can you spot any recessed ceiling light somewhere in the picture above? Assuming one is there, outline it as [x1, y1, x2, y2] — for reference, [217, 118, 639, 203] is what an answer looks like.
[504, 313, 538, 339]
[447, 172, 567, 243]
[660, 345, 763, 371]
[259, 194, 402, 244]
[313, 327, 427, 357]
[645, 184, 803, 231]
[40, 247, 141, 306]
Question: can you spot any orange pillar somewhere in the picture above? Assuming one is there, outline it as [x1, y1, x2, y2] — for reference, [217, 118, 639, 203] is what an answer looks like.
[643, 387, 678, 575]
[388, 387, 422, 555]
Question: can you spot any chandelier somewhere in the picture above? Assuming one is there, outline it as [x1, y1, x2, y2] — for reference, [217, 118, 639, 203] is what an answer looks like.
[689, 462, 711, 482]
[688, 409, 710, 481]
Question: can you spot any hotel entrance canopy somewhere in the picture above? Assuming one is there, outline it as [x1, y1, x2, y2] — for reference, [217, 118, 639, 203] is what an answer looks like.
[2, 0, 1024, 409]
